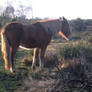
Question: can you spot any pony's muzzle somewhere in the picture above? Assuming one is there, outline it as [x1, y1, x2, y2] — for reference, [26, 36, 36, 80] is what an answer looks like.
[66, 35, 72, 41]
[68, 35, 72, 40]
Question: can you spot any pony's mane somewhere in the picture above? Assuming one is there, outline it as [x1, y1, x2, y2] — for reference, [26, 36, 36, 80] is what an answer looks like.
[36, 19, 59, 23]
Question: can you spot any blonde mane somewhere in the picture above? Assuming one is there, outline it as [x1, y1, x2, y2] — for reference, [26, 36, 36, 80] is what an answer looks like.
[37, 19, 61, 35]
[36, 19, 59, 23]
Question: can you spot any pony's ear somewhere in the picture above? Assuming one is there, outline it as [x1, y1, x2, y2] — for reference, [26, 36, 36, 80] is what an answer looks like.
[59, 17, 63, 21]
[63, 17, 65, 20]
[63, 17, 66, 20]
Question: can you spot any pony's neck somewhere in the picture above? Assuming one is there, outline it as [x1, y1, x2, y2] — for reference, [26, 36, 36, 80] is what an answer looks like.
[39, 20, 61, 35]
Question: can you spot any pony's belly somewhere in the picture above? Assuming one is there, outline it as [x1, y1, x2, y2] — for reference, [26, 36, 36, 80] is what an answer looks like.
[20, 42, 40, 48]
[19, 45, 31, 50]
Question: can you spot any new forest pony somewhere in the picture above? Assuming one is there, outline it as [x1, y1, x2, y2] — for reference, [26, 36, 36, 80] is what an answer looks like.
[1, 17, 71, 73]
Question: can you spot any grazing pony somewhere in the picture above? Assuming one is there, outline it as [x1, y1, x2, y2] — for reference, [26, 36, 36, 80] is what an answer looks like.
[1, 17, 71, 73]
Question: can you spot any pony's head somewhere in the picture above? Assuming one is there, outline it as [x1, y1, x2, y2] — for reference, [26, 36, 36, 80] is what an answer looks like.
[59, 17, 71, 40]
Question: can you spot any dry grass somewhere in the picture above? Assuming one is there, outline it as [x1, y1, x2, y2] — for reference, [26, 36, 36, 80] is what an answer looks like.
[1, 39, 92, 92]
[18, 56, 92, 92]
[17, 41, 92, 92]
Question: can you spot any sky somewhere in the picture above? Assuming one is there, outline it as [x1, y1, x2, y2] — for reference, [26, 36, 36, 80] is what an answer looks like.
[0, 0, 92, 19]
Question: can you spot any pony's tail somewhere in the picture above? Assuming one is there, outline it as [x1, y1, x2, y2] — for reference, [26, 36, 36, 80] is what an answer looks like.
[1, 30, 11, 70]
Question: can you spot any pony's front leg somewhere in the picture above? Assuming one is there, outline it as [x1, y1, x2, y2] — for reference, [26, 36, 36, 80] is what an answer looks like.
[10, 57, 16, 73]
[31, 48, 39, 70]
[10, 64, 15, 73]
[39, 48, 46, 70]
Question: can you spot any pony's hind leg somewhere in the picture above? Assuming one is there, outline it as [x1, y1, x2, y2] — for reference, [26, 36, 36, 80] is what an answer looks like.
[10, 45, 19, 73]
[3, 52, 10, 70]
[1, 33, 11, 70]
[39, 48, 46, 69]
[31, 48, 39, 70]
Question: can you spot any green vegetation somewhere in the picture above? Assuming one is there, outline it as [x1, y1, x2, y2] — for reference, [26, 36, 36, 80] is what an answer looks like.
[0, 8, 92, 92]
[0, 39, 92, 92]
[57, 41, 92, 62]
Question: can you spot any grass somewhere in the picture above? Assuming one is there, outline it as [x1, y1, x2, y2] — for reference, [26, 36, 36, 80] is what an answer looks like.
[0, 39, 92, 92]
[0, 49, 32, 92]
[0, 72, 22, 92]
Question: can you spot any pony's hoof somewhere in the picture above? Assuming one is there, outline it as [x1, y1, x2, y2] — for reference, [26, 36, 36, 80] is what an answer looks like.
[39, 64, 44, 70]
[31, 66, 35, 71]
[10, 67, 16, 74]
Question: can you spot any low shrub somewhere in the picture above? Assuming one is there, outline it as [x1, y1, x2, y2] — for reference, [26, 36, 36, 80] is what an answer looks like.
[51, 57, 92, 92]
[21, 56, 33, 67]
[44, 52, 58, 68]
[57, 43, 92, 62]
[86, 36, 92, 43]
[72, 35, 81, 40]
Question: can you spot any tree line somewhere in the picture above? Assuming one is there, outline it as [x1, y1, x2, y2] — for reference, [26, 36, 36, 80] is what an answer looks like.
[70, 18, 92, 32]
[0, 16, 92, 32]
[0, 0, 92, 32]
[0, 5, 92, 31]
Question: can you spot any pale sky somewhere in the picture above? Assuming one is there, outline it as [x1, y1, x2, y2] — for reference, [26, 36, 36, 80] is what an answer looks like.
[0, 0, 92, 19]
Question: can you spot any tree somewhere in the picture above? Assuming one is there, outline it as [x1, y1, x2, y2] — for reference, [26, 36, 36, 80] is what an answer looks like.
[15, 5, 32, 19]
[3, 5, 15, 18]
[70, 18, 86, 31]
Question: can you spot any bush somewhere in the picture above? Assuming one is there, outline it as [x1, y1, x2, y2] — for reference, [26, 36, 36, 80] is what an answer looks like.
[57, 43, 92, 62]
[86, 36, 92, 43]
[44, 52, 58, 68]
[57, 45, 80, 59]
[72, 35, 81, 40]
[21, 56, 33, 67]
[51, 58, 92, 92]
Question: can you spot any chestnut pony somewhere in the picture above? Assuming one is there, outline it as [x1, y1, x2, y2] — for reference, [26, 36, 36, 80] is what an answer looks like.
[1, 17, 71, 73]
